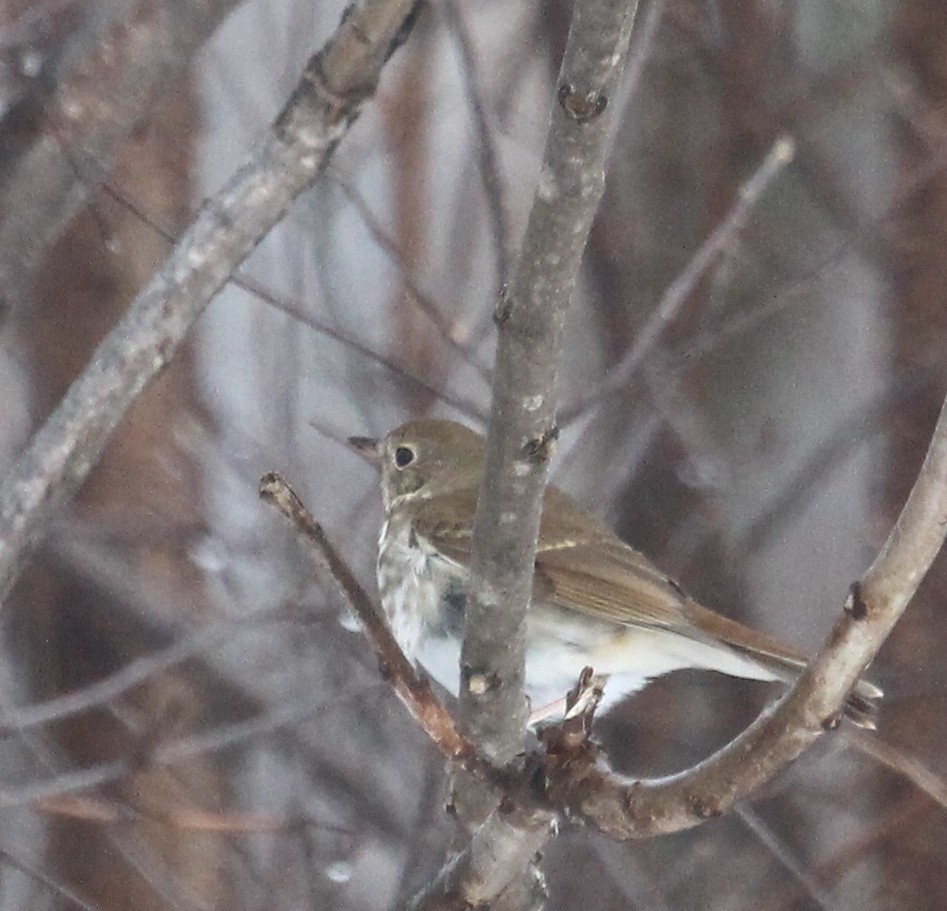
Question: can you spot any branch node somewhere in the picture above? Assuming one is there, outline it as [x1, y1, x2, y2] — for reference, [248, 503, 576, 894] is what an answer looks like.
[278, 52, 355, 134]
[522, 426, 559, 465]
[493, 286, 513, 324]
[844, 580, 869, 620]
[689, 795, 723, 820]
[462, 665, 498, 697]
[556, 83, 608, 123]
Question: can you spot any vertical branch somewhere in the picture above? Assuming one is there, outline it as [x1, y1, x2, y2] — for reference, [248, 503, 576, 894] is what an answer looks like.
[460, 0, 639, 758]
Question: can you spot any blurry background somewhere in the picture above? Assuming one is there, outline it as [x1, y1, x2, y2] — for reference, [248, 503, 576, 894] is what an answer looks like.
[0, 0, 944, 908]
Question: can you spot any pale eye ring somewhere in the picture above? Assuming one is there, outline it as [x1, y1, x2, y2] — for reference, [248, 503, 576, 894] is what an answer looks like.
[394, 445, 416, 469]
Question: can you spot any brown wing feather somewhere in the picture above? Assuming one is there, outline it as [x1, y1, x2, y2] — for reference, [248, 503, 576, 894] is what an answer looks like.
[533, 538, 692, 630]
[410, 489, 478, 565]
[414, 484, 823, 661]
[414, 484, 693, 630]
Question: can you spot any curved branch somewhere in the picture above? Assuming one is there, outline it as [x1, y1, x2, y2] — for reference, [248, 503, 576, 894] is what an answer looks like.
[543, 389, 947, 837]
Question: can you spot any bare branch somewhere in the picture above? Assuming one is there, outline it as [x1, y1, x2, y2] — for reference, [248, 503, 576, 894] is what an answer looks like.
[462, 0, 639, 761]
[102, 178, 487, 421]
[0, 625, 225, 732]
[0, 845, 105, 911]
[35, 793, 288, 834]
[843, 726, 947, 810]
[332, 171, 493, 382]
[561, 135, 795, 425]
[441, 0, 512, 287]
[0, 0, 422, 607]
[259, 472, 491, 776]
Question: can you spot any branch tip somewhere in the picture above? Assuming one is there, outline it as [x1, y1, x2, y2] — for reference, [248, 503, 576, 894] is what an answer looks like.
[557, 83, 608, 122]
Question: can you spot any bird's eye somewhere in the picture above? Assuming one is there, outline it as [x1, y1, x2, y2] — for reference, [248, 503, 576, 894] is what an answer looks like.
[394, 445, 416, 469]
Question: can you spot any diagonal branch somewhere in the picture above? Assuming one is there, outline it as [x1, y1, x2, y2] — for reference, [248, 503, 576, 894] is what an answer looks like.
[0, 0, 421, 608]
[259, 472, 489, 774]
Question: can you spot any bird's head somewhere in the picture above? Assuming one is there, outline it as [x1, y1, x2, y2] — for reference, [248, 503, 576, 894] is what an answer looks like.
[349, 419, 485, 510]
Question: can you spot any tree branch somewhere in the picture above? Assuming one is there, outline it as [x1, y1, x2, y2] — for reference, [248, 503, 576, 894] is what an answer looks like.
[560, 135, 795, 425]
[259, 472, 491, 776]
[0, 0, 421, 607]
[461, 0, 639, 761]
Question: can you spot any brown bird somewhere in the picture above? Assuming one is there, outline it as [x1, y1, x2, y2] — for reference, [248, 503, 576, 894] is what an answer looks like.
[350, 419, 881, 728]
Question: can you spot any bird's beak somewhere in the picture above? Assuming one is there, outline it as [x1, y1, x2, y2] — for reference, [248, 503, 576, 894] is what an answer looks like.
[347, 435, 381, 466]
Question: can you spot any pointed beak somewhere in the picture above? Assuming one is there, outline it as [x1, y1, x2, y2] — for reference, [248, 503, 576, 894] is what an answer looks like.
[347, 435, 381, 466]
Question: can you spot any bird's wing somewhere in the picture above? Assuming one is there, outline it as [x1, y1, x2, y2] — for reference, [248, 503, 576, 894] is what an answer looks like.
[410, 490, 479, 565]
[412, 485, 693, 631]
[533, 534, 693, 631]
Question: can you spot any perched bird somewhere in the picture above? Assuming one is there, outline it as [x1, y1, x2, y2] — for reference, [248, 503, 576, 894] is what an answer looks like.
[349, 419, 881, 728]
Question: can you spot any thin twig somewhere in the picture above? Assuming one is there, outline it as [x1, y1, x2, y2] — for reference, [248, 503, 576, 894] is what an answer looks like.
[0, 626, 226, 732]
[441, 0, 512, 286]
[100, 180, 486, 422]
[843, 726, 947, 810]
[0, 845, 105, 911]
[332, 172, 493, 382]
[736, 805, 835, 911]
[736, 365, 936, 557]
[560, 135, 795, 425]
[678, 133, 947, 370]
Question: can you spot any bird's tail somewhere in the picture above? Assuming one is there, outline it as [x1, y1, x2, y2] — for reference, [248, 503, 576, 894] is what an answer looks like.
[682, 599, 883, 729]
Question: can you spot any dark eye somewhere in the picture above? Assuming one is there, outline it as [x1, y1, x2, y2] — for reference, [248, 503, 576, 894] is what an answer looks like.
[394, 446, 416, 469]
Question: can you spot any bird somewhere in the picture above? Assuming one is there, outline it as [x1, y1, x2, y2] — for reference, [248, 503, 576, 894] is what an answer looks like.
[348, 418, 881, 728]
